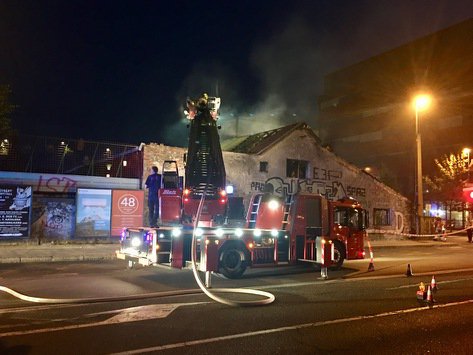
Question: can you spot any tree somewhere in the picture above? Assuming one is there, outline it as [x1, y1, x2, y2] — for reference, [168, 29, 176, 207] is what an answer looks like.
[0, 85, 16, 138]
[424, 153, 468, 224]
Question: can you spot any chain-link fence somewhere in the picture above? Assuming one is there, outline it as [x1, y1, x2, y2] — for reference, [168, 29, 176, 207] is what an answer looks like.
[0, 135, 142, 179]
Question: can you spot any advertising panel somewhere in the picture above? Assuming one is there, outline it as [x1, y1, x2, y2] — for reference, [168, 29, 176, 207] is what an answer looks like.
[111, 190, 144, 237]
[31, 197, 76, 240]
[0, 185, 32, 238]
[75, 188, 112, 237]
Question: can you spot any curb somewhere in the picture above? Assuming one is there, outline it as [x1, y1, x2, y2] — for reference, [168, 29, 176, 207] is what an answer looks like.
[0, 255, 117, 264]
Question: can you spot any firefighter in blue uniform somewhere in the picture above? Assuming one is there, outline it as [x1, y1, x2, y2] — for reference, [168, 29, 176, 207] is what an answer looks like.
[145, 166, 161, 227]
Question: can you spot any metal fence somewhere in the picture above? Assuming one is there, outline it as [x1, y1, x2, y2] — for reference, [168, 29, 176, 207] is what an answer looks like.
[0, 135, 143, 179]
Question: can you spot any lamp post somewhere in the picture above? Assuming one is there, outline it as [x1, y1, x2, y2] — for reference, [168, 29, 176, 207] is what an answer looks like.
[413, 94, 432, 234]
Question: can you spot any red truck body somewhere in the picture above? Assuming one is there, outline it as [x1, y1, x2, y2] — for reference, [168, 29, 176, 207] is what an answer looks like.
[118, 192, 367, 278]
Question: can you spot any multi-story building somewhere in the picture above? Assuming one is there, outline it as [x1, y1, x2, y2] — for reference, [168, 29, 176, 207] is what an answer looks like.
[318, 19, 473, 202]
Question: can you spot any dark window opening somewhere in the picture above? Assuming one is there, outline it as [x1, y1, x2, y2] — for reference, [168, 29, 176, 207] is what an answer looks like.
[259, 161, 268, 173]
[286, 159, 308, 178]
[374, 208, 390, 226]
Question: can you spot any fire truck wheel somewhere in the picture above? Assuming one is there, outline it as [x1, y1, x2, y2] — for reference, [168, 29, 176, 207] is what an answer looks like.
[219, 245, 247, 279]
[331, 240, 346, 270]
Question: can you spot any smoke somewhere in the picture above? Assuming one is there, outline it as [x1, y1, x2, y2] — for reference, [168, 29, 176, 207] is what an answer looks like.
[172, 0, 473, 142]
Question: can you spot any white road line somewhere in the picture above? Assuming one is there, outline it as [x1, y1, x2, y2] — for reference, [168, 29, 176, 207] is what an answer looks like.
[110, 299, 473, 355]
[0, 302, 206, 338]
[386, 277, 473, 290]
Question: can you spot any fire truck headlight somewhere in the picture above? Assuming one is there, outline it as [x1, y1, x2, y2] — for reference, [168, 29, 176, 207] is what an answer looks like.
[234, 228, 243, 237]
[214, 228, 224, 237]
[268, 199, 280, 210]
[253, 229, 262, 237]
[172, 228, 182, 238]
[271, 229, 278, 237]
[159, 233, 165, 239]
[195, 228, 204, 237]
[131, 237, 142, 248]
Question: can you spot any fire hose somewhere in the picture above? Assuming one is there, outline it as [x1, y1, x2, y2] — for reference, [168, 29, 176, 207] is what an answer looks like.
[188, 191, 275, 306]
[0, 194, 274, 307]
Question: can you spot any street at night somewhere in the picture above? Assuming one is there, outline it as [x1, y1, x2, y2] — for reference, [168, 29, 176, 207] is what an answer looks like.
[1, 2, 473, 355]
[1, 240, 473, 354]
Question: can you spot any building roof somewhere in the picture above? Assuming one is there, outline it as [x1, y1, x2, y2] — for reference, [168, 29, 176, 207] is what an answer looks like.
[221, 122, 321, 155]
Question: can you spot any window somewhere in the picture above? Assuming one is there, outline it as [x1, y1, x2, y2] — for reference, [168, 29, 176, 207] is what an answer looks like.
[259, 161, 268, 173]
[374, 208, 390, 226]
[286, 159, 308, 178]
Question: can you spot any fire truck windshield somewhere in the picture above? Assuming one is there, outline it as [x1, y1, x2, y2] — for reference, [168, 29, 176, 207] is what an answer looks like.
[334, 207, 367, 231]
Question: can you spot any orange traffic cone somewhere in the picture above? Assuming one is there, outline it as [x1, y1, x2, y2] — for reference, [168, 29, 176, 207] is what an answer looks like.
[367, 251, 375, 272]
[406, 263, 413, 277]
[426, 285, 435, 303]
[431, 275, 438, 291]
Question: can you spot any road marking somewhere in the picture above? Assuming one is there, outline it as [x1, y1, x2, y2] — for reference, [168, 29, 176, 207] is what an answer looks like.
[110, 299, 473, 354]
[386, 277, 473, 290]
[0, 302, 207, 338]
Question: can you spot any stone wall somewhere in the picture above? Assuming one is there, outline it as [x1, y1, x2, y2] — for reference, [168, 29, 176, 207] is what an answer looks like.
[143, 129, 412, 232]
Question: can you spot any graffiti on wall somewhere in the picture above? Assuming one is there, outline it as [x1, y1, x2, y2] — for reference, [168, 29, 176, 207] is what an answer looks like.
[36, 175, 78, 193]
[250, 168, 366, 201]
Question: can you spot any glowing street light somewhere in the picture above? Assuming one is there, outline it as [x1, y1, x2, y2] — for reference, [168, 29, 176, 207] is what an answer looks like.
[413, 94, 432, 234]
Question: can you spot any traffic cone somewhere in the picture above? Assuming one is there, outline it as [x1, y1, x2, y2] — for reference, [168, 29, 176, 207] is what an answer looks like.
[441, 227, 447, 242]
[367, 251, 375, 272]
[426, 285, 435, 303]
[430, 275, 438, 291]
[406, 263, 413, 277]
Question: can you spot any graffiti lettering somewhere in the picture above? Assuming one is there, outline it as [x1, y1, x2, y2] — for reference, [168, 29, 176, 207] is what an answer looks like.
[313, 167, 342, 181]
[250, 176, 366, 201]
[36, 175, 78, 193]
[347, 185, 366, 198]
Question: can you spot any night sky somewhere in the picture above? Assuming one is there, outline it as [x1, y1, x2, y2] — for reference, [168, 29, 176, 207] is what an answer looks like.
[1, 1, 472, 146]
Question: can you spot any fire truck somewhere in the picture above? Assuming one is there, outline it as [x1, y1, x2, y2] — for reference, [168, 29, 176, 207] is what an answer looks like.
[117, 95, 368, 278]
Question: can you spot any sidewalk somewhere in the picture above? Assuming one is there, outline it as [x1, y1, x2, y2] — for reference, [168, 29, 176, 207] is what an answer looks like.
[0, 243, 119, 264]
[0, 234, 469, 264]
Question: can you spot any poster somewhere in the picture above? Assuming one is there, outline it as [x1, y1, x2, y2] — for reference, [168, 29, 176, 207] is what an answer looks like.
[31, 197, 76, 240]
[0, 185, 32, 238]
[111, 190, 144, 237]
[75, 188, 112, 237]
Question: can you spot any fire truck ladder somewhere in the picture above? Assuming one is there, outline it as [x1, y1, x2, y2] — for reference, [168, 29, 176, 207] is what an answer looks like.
[191, 128, 218, 196]
[247, 194, 263, 229]
[282, 194, 294, 230]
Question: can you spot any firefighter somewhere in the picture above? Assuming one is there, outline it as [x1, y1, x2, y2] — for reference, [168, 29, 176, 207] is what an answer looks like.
[145, 166, 161, 227]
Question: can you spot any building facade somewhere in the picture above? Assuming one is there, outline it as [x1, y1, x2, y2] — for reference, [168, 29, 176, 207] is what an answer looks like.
[144, 123, 412, 233]
[318, 19, 473, 203]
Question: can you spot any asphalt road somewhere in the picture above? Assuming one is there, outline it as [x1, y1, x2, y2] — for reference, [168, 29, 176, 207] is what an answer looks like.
[1, 243, 473, 354]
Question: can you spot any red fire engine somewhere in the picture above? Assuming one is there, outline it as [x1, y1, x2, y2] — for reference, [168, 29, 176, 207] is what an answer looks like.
[117, 95, 368, 278]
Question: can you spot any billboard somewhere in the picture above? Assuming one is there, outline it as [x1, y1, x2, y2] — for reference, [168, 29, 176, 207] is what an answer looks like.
[75, 188, 112, 237]
[31, 197, 76, 240]
[111, 190, 144, 237]
[0, 185, 32, 238]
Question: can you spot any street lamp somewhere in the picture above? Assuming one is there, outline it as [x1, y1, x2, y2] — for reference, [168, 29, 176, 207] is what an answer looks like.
[463, 147, 471, 181]
[413, 94, 432, 234]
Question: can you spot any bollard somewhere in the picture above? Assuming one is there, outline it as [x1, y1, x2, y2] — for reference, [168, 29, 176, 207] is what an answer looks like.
[205, 271, 212, 288]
